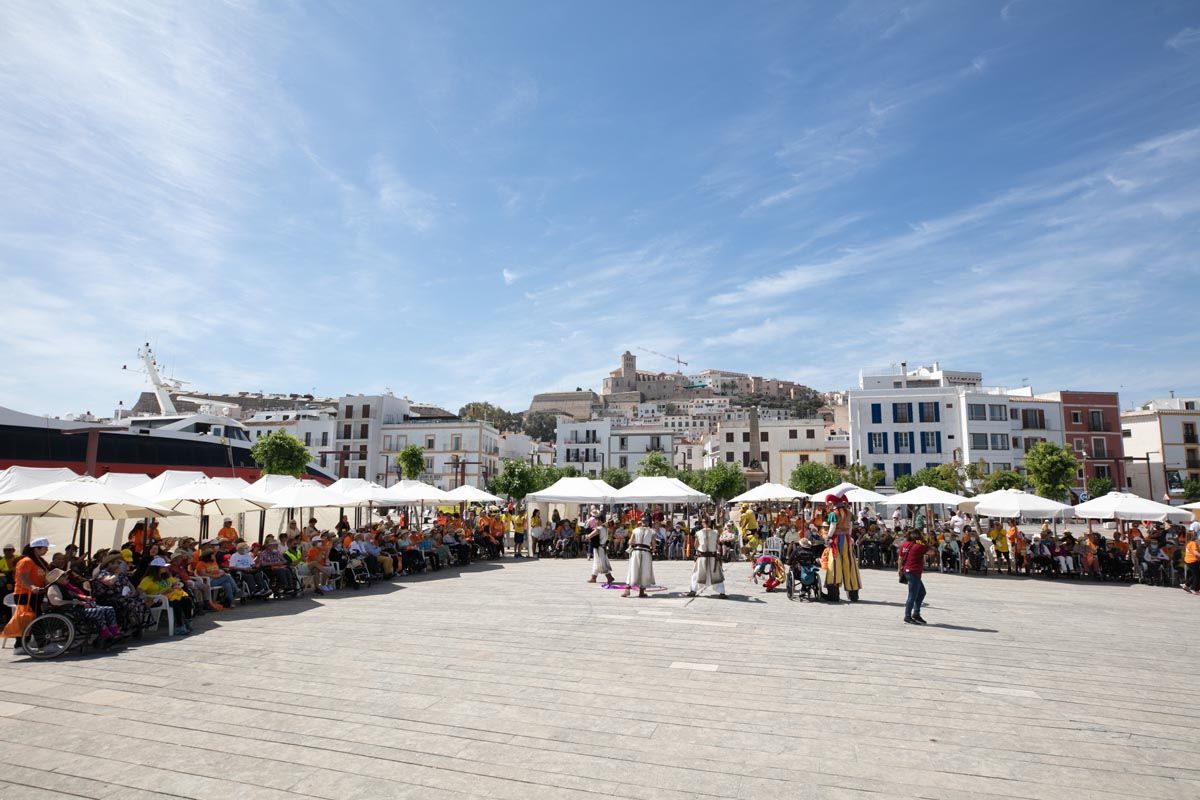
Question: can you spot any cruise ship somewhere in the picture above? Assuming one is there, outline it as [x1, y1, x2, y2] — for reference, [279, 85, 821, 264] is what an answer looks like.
[0, 347, 335, 482]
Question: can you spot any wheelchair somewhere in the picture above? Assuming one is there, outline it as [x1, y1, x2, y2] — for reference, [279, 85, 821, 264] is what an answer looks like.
[20, 606, 105, 660]
[785, 546, 823, 602]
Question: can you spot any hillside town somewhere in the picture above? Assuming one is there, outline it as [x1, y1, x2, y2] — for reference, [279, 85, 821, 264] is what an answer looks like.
[89, 349, 1200, 506]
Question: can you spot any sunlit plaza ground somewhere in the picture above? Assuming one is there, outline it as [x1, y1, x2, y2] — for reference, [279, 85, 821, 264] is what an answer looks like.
[1, 557, 1196, 800]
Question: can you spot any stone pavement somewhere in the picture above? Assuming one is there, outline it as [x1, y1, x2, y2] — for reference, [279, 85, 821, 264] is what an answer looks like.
[1, 557, 1197, 800]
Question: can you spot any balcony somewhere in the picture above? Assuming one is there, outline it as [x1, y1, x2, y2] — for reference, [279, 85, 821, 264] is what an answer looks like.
[1187, 458, 1200, 470]
[1185, 433, 1198, 445]
[1087, 422, 1109, 433]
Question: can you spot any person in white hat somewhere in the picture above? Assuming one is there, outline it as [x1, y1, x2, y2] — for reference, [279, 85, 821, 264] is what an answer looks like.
[217, 517, 239, 544]
[44, 567, 122, 643]
[2, 538, 53, 642]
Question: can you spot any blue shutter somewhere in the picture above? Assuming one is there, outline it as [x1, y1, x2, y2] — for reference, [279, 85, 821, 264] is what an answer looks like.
[907, 403, 914, 424]
[867, 435, 875, 454]
[882, 432, 889, 454]
[891, 403, 899, 423]
[920, 432, 927, 454]
[893, 432, 901, 454]
[936, 431, 942, 454]
[871, 403, 881, 424]
[934, 402, 941, 423]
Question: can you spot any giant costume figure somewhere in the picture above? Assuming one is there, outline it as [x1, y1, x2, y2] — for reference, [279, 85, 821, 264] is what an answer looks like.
[823, 493, 861, 602]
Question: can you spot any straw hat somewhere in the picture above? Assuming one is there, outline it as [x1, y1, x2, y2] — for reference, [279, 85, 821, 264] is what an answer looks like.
[45, 568, 66, 584]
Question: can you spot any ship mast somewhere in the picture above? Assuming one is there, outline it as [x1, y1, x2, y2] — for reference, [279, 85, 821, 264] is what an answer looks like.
[138, 344, 179, 415]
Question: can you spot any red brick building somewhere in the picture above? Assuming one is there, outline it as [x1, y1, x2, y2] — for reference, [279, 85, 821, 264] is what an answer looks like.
[1038, 390, 1126, 499]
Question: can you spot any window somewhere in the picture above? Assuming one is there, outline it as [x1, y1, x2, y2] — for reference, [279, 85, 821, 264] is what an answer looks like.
[994, 462, 1011, 472]
[726, 432, 734, 442]
[1091, 437, 1107, 459]
[895, 431, 913, 454]
[918, 401, 939, 423]
[990, 434, 1009, 450]
[1186, 401, 1196, 411]
[1184, 423, 1198, 444]
[304, 432, 312, 446]
[806, 429, 815, 439]
[451, 435, 462, 451]
[383, 435, 392, 450]
[988, 404, 1007, 421]
[893, 463, 912, 479]
[725, 452, 734, 463]
[920, 431, 941, 454]
[873, 463, 886, 483]
[1073, 438, 1084, 452]
[358, 444, 367, 457]
[760, 431, 769, 442]
[870, 403, 882, 424]
[892, 403, 913, 423]
[619, 456, 628, 469]
[319, 454, 327, 467]
[1088, 410, 1104, 432]
[868, 432, 887, 454]
[344, 405, 352, 419]
[425, 435, 435, 450]
[833, 454, 847, 468]
[970, 433, 989, 450]
[1095, 464, 1111, 478]
[321, 432, 329, 446]
[619, 437, 628, 450]
[342, 423, 351, 439]
[968, 404, 986, 421]
[1021, 408, 1046, 429]
[1076, 469, 1084, 479]
[361, 404, 370, 419]
[742, 432, 750, 442]
[1071, 411, 1082, 424]
[423, 457, 434, 470]
[1012, 437, 1021, 450]
[358, 466, 366, 479]
[1121, 428, 1131, 438]
[649, 436, 662, 451]
[359, 423, 368, 438]
[789, 429, 797, 439]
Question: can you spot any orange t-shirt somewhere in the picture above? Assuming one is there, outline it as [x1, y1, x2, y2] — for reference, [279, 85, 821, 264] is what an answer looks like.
[217, 527, 239, 543]
[1185, 541, 1200, 564]
[131, 528, 162, 552]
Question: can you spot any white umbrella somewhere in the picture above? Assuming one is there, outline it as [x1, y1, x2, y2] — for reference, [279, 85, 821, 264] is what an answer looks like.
[962, 489, 1073, 519]
[128, 469, 210, 500]
[526, 477, 617, 503]
[0, 466, 81, 496]
[883, 485, 968, 506]
[817, 481, 888, 504]
[0, 475, 178, 547]
[1072, 491, 1193, 523]
[1178, 500, 1200, 511]
[383, 480, 451, 504]
[613, 476, 709, 504]
[95, 473, 152, 492]
[444, 485, 503, 504]
[727, 483, 809, 504]
[156, 476, 274, 516]
[266, 480, 356, 509]
[245, 474, 303, 503]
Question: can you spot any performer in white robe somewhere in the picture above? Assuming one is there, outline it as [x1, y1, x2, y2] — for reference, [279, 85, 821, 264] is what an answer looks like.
[623, 524, 656, 597]
[586, 521, 615, 584]
[688, 519, 726, 598]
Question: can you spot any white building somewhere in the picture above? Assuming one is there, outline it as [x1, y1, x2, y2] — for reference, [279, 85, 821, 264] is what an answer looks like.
[555, 419, 674, 477]
[715, 418, 845, 484]
[244, 408, 337, 462]
[1121, 396, 1200, 500]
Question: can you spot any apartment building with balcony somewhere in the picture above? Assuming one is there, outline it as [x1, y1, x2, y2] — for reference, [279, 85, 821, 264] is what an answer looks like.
[243, 407, 337, 462]
[716, 417, 845, 484]
[554, 418, 673, 477]
[1036, 390, 1125, 498]
[1120, 396, 1199, 500]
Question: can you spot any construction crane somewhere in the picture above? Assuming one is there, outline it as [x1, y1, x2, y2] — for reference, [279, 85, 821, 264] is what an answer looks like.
[637, 347, 688, 369]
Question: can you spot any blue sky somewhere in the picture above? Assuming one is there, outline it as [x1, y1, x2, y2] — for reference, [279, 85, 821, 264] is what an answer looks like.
[2, 1, 1198, 417]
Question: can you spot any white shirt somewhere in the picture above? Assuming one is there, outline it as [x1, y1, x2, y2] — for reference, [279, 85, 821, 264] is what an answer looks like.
[229, 553, 255, 570]
[951, 515, 965, 535]
[1189, 520, 1200, 537]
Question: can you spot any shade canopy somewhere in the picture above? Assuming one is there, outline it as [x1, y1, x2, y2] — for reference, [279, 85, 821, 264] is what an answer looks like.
[816, 482, 888, 504]
[728, 483, 809, 504]
[0, 476, 176, 519]
[1179, 501, 1200, 511]
[245, 475, 303, 503]
[962, 489, 1073, 519]
[154, 476, 274, 516]
[0, 466, 81, 497]
[613, 476, 710, 504]
[526, 477, 616, 503]
[884, 485, 968, 507]
[95, 473, 152, 492]
[382, 480, 451, 504]
[444, 485, 504, 504]
[342, 482, 395, 505]
[128, 469, 210, 500]
[1071, 491, 1193, 523]
[265, 480, 356, 509]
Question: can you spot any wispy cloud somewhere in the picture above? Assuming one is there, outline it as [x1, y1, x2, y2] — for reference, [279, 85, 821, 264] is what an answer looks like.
[1166, 27, 1200, 51]
[501, 268, 521, 285]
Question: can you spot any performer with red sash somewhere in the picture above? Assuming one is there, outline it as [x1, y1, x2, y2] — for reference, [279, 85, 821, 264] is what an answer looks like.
[823, 492, 862, 602]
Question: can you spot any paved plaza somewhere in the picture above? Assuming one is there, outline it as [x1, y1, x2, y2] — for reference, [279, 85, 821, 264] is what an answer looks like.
[1, 558, 1197, 800]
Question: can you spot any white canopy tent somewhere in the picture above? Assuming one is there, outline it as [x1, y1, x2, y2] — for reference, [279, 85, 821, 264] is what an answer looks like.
[1071, 491, 1193, 523]
[526, 477, 617, 504]
[728, 483, 809, 504]
[266, 481, 357, 510]
[245, 475, 303, 503]
[128, 470, 211, 500]
[154, 476, 275, 537]
[961, 489, 1073, 519]
[613, 476, 710, 504]
[0, 466, 83, 548]
[819, 482, 889, 504]
[383, 480, 451, 504]
[96, 473, 152, 491]
[883, 486, 968, 507]
[444, 485, 504, 504]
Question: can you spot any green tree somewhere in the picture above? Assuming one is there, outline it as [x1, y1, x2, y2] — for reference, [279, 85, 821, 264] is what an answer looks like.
[732, 387, 824, 419]
[521, 411, 558, 442]
[490, 459, 536, 500]
[1024, 441, 1080, 501]
[250, 430, 311, 477]
[1183, 477, 1200, 502]
[843, 462, 884, 491]
[600, 467, 631, 489]
[458, 402, 521, 432]
[788, 461, 842, 495]
[396, 444, 425, 480]
[676, 469, 708, 491]
[893, 473, 919, 493]
[637, 451, 675, 477]
[1087, 476, 1114, 499]
[703, 462, 746, 504]
[979, 469, 1028, 493]
[908, 466, 956, 492]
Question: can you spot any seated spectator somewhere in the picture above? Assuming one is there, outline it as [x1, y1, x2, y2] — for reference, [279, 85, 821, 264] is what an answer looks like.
[305, 536, 334, 594]
[228, 542, 271, 598]
[91, 552, 147, 635]
[193, 543, 240, 608]
[138, 557, 194, 635]
[169, 551, 217, 612]
[349, 533, 383, 575]
[44, 567, 121, 644]
[217, 517, 240, 544]
[257, 539, 298, 595]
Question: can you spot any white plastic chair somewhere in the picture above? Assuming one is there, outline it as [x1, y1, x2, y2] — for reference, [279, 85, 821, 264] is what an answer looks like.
[763, 535, 784, 559]
[145, 594, 174, 636]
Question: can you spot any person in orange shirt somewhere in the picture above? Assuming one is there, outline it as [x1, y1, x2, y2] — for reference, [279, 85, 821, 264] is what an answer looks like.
[130, 521, 162, 554]
[216, 518, 240, 544]
[2, 538, 52, 643]
[1183, 532, 1200, 594]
